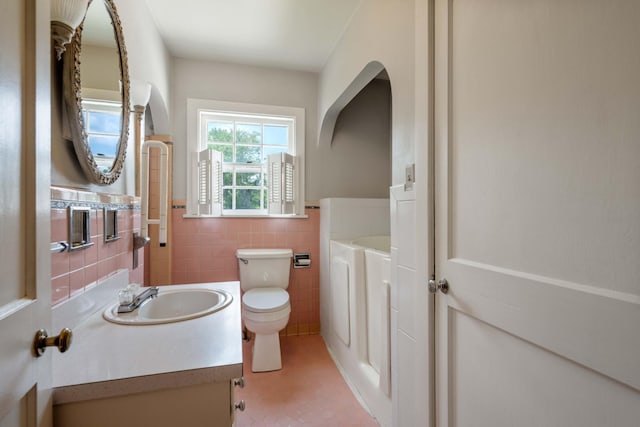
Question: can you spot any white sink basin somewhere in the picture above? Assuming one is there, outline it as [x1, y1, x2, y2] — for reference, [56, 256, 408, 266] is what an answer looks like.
[103, 288, 233, 325]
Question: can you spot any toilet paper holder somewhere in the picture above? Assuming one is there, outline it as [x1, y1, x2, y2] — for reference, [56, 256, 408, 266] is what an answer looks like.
[293, 253, 311, 268]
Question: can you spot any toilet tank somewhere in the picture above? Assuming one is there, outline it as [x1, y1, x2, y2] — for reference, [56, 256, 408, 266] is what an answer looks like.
[236, 249, 293, 291]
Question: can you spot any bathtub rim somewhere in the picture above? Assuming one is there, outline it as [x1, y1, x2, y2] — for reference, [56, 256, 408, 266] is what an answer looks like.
[334, 235, 391, 255]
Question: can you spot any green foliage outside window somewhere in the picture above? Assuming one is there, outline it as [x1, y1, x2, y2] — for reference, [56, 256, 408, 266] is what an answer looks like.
[204, 116, 291, 212]
[221, 172, 264, 210]
[208, 144, 233, 162]
[236, 189, 262, 209]
[236, 123, 261, 144]
[208, 123, 233, 142]
[236, 172, 262, 186]
[208, 123, 261, 145]
[223, 172, 233, 186]
[223, 189, 232, 209]
[236, 146, 261, 163]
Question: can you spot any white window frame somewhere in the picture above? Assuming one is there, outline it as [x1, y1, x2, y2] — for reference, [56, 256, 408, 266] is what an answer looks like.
[81, 98, 122, 173]
[186, 98, 305, 217]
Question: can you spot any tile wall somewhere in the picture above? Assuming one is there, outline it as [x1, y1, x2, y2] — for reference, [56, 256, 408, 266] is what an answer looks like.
[50, 187, 143, 306]
[49, 187, 320, 335]
[171, 204, 320, 335]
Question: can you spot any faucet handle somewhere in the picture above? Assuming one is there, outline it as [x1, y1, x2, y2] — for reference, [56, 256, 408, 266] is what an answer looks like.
[118, 288, 134, 305]
[117, 286, 159, 313]
[132, 286, 159, 305]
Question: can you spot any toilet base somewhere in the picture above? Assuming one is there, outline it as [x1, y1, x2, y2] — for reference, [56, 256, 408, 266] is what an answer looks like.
[251, 332, 282, 372]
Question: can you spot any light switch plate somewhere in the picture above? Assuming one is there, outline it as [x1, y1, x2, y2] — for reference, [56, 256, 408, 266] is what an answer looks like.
[404, 164, 415, 190]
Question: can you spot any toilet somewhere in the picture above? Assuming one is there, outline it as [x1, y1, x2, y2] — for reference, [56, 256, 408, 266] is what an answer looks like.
[236, 248, 293, 372]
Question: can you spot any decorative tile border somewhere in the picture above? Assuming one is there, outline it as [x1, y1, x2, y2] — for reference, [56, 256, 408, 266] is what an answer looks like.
[169, 200, 319, 211]
[51, 199, 139, 210]
[171, 199, 187, 209]
[51, 186, 140, 210]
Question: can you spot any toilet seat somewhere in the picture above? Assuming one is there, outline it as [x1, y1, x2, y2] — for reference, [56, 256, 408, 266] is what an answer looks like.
[242, 288, 290, 313]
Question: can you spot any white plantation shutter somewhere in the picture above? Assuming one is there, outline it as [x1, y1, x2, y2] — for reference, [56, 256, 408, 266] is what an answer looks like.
[268, 152, 296, 215]
[197, 148, 222, 216]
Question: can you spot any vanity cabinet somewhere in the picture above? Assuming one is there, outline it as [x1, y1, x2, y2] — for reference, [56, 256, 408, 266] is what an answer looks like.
[52, 277, 244, 427]
[54, 380, 236, 427]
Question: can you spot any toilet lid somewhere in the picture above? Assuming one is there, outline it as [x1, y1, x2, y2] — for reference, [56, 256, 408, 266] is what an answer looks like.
[242, 288, 290, 313]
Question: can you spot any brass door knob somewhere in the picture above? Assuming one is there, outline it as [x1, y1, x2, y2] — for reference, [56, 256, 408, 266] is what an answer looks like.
[33, 328, 73, 357]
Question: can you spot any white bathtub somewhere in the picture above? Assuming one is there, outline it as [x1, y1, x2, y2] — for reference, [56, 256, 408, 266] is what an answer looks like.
[327, 236, 391, 427]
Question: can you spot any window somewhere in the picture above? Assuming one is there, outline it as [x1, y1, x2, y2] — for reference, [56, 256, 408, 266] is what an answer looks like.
[82, 99, 122, 173]
[187, 99, 305, 217]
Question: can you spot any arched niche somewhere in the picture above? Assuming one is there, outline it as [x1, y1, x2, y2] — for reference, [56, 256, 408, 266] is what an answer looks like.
[318, 60, 387, 148]
[146, 84, 170, 135]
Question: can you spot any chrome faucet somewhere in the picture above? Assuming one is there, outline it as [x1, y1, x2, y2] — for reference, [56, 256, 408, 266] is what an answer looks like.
[117, 286, 159, 313]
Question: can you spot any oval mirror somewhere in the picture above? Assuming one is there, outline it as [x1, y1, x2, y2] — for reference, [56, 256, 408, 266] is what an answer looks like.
[63, 0, 130, 185]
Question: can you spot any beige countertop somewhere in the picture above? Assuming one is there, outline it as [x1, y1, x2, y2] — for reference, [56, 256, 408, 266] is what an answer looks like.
[52, 276, 243, 405]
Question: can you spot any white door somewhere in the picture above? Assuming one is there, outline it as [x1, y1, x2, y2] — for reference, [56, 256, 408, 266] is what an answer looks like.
[0, 0, 52, 426]
[434, 0, 640, 426]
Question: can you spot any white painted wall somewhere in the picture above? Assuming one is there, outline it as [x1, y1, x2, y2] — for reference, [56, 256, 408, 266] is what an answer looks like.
[116, 0, 172, 133]
[315, 79, 391, 200]
[318, 1, 431, 426]
[81, 45, 120, 92]
[51, 1, 394, 203]
[51, 0, 171, 195]
[170, 58, 318, 201]
[319, 0, 415, 186]
[172, 57, 393, 203]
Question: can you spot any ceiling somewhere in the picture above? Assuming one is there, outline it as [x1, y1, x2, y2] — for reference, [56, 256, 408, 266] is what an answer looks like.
[143, 0, 363, 72]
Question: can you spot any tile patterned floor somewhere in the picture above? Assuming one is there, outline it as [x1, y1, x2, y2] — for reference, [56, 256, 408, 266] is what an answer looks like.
[235, 335, 379, 426]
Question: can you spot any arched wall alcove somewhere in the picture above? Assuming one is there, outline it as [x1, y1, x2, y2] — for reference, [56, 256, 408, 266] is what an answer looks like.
[318, 60, 387, 148]
[308, 60, 392, 200]
[146, 84, 170, 135]
[316, 60, 394, 427]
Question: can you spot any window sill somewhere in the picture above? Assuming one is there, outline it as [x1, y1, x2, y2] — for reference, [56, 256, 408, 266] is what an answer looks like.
[182, 213, 308, 219]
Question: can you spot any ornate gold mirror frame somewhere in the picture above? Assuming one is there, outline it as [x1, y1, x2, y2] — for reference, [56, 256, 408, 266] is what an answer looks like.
[63, 0, 130, 185]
